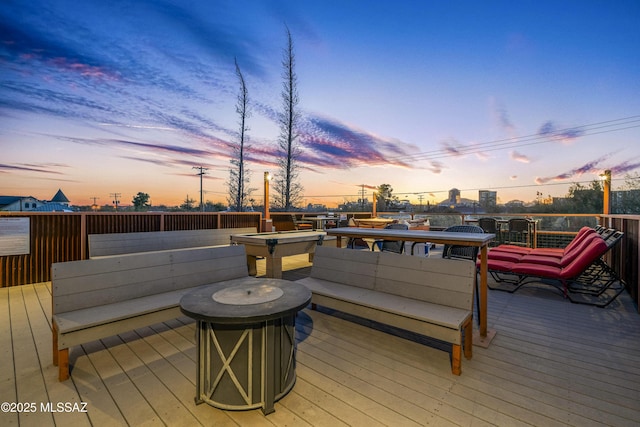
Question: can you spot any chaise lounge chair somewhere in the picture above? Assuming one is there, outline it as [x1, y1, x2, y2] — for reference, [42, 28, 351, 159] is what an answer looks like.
[482, 231, 626, 307]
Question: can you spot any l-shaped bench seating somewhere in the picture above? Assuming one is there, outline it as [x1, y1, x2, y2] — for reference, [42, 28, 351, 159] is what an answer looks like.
[296, 246, 476, 375]
[52, 244, 256, 381]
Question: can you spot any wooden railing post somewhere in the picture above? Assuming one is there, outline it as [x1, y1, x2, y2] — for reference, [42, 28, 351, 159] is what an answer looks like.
[81, 213, 87, 260]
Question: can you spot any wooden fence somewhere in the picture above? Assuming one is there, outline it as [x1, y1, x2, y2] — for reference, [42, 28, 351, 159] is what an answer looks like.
[0, 212, 261, 287]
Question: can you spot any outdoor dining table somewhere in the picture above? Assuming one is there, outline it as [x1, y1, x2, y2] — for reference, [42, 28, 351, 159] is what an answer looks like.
[302, 216, 338, 230]
[353, 217, 396, 228]
[326, 227, 496, 346]
[230, 230, 327, 279]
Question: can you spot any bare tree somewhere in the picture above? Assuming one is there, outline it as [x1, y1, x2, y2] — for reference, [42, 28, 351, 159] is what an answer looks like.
[227, 58, 254, 211]
[272, 26, 303, 210]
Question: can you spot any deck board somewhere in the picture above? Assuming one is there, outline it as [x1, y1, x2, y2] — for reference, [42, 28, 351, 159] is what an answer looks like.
[1, 285, 18, 427]
[1, 253, 640, 426]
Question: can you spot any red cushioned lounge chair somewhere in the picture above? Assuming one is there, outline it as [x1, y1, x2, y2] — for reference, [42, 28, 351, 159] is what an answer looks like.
[482, 234, 626, 307]
[483, 226, 596, 264]
[489, 226, 595, 258]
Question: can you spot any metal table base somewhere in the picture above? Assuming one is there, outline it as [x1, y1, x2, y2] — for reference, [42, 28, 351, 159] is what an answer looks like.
[195, 314, 297, 415]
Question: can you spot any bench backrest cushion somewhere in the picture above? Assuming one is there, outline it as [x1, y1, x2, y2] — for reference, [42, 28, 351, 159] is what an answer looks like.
[88, 227, 257, 257]
[53, 245, 248, 314]
[374, 252, 475, 310]
[310, 246, 377, 289]
[311, 247, 475, 310]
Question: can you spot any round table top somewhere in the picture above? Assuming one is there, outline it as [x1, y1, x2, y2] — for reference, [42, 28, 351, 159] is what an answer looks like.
[179, 277, 311, 324]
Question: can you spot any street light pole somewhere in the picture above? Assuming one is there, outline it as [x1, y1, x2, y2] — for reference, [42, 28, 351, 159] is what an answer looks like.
[262, 171, 271, 232]
[601, 169, 611, 215]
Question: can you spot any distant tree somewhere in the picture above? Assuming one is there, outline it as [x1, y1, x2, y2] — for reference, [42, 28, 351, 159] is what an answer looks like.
[180, 195, 197, 211]
[273, 26, 303, 210]
[616, 173, 640, 213]
[132, 192, 150, 211]
[227, 58, 255, 211]
[204, 201, 228, 212]
[566, 180, 603, 213]
[375, 184, 399, 211]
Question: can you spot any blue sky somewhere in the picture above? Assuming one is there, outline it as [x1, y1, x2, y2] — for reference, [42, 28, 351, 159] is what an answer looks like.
[2, 0, 640, 208]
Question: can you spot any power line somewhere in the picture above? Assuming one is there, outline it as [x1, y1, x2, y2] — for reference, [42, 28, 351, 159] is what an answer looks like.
[303, 177, 632, 200]
[404, 115, 640, 163]
[337, 115, 640, 167]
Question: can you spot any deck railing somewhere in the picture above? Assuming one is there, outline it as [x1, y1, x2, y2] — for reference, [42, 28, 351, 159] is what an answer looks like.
[0, 211, 638, 312]
[0, 212, 261, 287]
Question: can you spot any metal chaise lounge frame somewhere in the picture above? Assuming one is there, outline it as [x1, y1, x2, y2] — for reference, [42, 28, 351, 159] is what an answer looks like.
[566, 230, 624, 297]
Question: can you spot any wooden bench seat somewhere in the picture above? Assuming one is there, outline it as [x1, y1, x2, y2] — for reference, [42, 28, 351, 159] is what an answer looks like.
[52, 244, 254, 381]
[88, 227, 257, 258]
[296, 246, 476, 375]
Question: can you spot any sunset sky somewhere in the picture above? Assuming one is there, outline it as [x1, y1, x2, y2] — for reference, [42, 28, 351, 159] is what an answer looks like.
[2, 0, 640, 208]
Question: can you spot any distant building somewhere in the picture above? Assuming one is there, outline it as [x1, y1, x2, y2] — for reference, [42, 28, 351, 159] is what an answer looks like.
[0, 196, 42, 211]
[478, 190, 497, 208]
[0, 189, 72, 212]
[504, 199, 525, 208]
[435, 188, 480, 213]
[448, 188, 461, 205]
[50, 189, 70, 205]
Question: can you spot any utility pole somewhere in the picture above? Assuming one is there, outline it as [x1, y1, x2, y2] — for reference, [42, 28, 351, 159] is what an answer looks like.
[90, 196, 100, 211]
[359, 184, 366, 210]
[417, 194, 424, 211]
[193, 166, 208, 212]
[110, 193, 121, 212]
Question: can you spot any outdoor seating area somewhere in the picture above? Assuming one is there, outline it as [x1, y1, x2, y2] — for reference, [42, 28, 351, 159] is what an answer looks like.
[0, 213, 638, 425]
[3, 251, 639, 426]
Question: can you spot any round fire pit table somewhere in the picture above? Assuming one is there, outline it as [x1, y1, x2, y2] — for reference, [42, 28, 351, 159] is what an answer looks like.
[179, 277, 311, 415]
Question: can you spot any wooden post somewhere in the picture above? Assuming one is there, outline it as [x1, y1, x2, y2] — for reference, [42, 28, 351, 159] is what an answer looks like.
[372, 192, 377, 218]
[262, 172, 272, 232]
[602, 169, 611, 215]
[80, 213, 87, 260]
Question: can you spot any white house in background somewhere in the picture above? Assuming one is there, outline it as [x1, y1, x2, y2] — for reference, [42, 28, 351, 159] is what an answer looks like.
[0, 196, 42, 211]
[0, 189, 73, 212]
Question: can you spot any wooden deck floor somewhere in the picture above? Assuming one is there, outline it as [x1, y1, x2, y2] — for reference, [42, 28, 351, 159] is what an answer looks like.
[2, 253, 640, 426]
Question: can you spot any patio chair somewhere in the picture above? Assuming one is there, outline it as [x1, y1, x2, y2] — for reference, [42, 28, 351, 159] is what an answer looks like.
[484, 234, 624, 306]
[378, 223, 409, 253]
[442, 225, 484, 325]
[291, 214, 313, 230]
[503, 218, 531, 247]
[484, 236, 604, 290]
[492, 226, 595, 255]
[512, 231, 603, 268]
[345, 217, 370, 249]
[486, 227, 597, 264]
[478, 218, 500, 246]
[567, 230, 624, 298]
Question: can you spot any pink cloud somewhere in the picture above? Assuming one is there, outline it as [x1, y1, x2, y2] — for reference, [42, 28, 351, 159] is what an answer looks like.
[511, 151, 530, 163]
